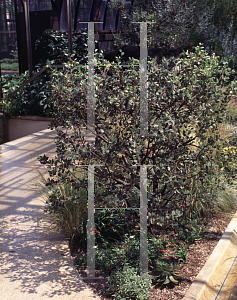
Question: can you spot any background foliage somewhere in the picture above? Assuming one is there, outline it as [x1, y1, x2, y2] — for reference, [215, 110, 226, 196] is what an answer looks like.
[1, 29, 98, 118]
[109, 0, 237, 68]
[35, 28, 99, 66]
[1, 69, 53, 117]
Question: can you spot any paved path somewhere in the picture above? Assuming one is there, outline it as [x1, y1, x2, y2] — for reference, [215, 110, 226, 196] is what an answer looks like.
[0, 129, 100, 299]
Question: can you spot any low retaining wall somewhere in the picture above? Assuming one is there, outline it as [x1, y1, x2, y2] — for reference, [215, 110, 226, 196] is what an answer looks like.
[183, 212, 237, 300]
[0, 114, 53, 144]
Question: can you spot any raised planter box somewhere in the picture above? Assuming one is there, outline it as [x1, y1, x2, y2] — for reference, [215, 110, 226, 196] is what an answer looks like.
[0, 114, 53, 144]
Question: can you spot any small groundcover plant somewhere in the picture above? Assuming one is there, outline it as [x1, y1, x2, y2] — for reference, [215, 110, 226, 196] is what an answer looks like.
[106, 263, 152, 300]
[39, 44, 237, 299]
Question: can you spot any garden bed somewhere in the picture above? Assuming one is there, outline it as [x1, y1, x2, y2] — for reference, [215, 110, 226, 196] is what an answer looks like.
[36, 45, 237, 300]
[70, 211, 235, 300]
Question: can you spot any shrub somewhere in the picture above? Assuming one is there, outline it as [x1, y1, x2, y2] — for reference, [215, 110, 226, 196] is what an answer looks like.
[1, 68, 53, 117]
[105, 263, 152, 300]
[35, 29, 99, 66]
[40, 45, 237, 226]
[74, 210, 167, 273]
[94, 209, 139, 245]
[109, 0, 237, 70]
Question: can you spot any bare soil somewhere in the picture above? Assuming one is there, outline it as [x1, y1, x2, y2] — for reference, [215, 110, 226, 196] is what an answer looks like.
[70, 211, 235, 299]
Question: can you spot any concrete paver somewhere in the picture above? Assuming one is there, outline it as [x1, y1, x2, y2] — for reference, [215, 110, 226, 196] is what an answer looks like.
[0, 129, 100, 299]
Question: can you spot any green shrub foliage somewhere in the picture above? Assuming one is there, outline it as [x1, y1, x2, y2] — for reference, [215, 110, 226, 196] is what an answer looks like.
[109, 0, 237, 68]
[35, 29, 99, 65]
[1, 70, 53, 117]
[40, 45, 237, 229]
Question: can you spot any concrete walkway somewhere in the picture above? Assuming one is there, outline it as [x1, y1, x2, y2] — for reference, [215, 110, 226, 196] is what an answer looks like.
[0, 129, 100, 299]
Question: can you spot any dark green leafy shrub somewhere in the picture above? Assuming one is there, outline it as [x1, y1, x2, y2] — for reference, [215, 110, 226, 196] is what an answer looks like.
[95, 233, 141, 274]
[74, 210, 168, 274]
[35, 29, 99, 66]
[41, 44, 237, 227]
[1, 69, 53, 117]
[174, 214, 210, 244]
[109, 0, 237, 68]
[94, 209, 139, 245]
[1, 72, 29, 117]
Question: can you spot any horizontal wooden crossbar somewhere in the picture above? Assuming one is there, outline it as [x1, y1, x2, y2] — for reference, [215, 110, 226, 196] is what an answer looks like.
[2, 64, 64, 102]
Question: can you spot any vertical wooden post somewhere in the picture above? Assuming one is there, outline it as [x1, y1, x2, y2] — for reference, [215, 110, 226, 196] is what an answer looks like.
[0, 63, 3, 101]
[3, 0, 10, 58]
[14, 0, 21, 73]
[22, 0, 32, 78]
[67, 0, 72, 55]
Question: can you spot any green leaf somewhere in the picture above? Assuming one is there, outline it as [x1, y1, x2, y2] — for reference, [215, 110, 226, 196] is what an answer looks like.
[163, 277, 170, 284]
[169, 275, 179, 284]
